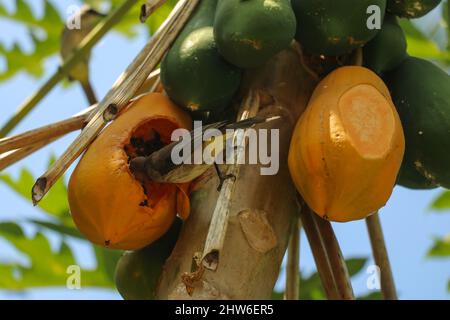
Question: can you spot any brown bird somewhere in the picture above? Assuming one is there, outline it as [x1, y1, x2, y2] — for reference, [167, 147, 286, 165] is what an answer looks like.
[130, 115, 280, 190]
[60, 6, 105, 105]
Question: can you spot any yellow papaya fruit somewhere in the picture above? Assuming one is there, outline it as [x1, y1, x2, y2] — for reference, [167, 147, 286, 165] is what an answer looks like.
[68, 93, 192, 250]
[288, 67, 405, 222]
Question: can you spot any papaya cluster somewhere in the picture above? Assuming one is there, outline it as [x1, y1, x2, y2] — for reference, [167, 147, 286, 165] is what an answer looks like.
[66, 0, 449, 299]
[161, 0, 296, 119]
[286, 0, 449, 221]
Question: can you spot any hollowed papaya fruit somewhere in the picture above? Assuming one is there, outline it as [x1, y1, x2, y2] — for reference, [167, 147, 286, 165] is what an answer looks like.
[288, 67, 405, 222]
[68, 93, 192, 250]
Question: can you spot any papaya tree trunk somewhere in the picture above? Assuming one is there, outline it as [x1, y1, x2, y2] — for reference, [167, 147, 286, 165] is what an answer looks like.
[155, 47, 318, 299]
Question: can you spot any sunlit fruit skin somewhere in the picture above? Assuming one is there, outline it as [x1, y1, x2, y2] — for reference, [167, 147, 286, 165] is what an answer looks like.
[114, 218, 182, 300]
[288, 67, 405, 222]
[214, 0, 297, 68]
[363, 14, 407, 76]
[68, 93, 192, 250]
[385, 56, 450, 189]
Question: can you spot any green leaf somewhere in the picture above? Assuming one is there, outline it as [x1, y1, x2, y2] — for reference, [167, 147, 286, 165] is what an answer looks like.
[0, 0, 63, 81]
[271, 290, 283, 300]
[400, 19, 450, 63]
[446, 0, 450, 51]
[430, 191, 450, 211]
[0, 157, 70, 219]
[357, 291, 382, 300]
[0, 222, 115, 290]
[94, 246, 122, 283]
[346, 257, 367, 277]
[29, 220, 83, 239]
[427, 236, 450, 258]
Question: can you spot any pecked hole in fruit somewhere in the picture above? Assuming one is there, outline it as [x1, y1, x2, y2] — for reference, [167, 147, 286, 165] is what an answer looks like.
[124, 118, 179, 208]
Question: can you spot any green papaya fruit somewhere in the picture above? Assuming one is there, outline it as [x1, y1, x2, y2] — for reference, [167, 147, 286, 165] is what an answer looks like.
[161, 0, 242, 113]
[214, 0, 296, 68]
[114, 219, 182, 300]
[363, 14, 407, 75]
[385, 56, 450, 188]
[397, 157, 438, 189]
[387, 0, 442, 18]
[292, 0, 387, 56]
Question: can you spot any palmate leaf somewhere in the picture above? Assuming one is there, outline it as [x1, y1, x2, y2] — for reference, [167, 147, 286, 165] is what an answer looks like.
[427, 235, 450, 257]
[430, 191, 450, 212]
[0, 167, 70, 222]
[0, 0, 63, 80]
[0, 154, 122, 292]
[0, 0, 161, 82]
[0, 222, 115, 290]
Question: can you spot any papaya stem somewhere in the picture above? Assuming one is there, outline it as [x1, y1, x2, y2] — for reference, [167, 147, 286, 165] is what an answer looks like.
[366, 212, 398, 300]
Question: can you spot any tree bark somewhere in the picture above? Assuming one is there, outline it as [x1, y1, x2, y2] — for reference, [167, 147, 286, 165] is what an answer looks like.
[155, 47, 318, 299]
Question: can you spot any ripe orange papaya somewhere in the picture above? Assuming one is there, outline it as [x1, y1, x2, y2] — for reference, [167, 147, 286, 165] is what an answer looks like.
[68, 93, 192, 250]
[288, 67, 405, 222]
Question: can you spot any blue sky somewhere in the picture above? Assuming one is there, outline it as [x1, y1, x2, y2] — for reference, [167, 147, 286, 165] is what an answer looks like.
[0, 0, 449, 300]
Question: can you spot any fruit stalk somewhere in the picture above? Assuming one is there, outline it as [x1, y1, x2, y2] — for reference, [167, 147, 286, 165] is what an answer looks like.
[298, 204, 341, 299]
[366, 212, 398, 300]
[299, 204, 355, 299]
[285, 217, 301, 300]
[0, 71, 160, 171]
[0, 137, 58, 171]
[0, 107, 92, 155]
